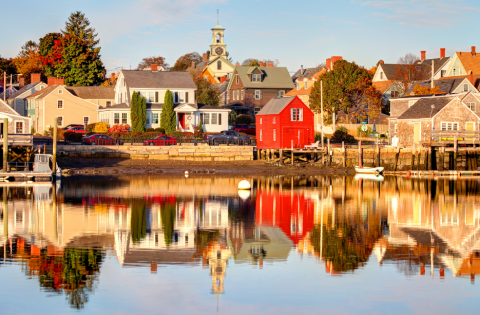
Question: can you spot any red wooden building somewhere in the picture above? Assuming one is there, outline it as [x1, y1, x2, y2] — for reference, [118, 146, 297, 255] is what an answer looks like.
[255, 96, 314, 149]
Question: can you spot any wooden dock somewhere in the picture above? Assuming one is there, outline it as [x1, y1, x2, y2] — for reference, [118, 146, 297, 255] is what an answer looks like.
[0, 171, 56, 181]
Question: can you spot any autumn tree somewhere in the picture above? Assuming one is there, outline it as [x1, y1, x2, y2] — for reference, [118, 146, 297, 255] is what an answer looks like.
[413, 84, 446, 96]
[62, 11, 99, 49]
[392, 53, 429, 94]
[189, 68, 219, 106]
[241, 58, 280, 66]
[170, 52, 202, 71]
[310, 60, 382, 125]
[13, 41, 44, 84]
[100, 71, 119, 87]
[0, 56, 16, 79]
[136, 56, 169, 70]
[161, 90, 176, 133]
[39, 33, 105, 86]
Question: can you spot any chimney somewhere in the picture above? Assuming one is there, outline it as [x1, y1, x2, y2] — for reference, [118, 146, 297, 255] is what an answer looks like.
[440, 48, 446, 58]
[379, 60, 384, 64]
[203, 53, 207, 60]
[472, 46, 476, 56]
[266, 61, 274, 67]
[326, 59, 331, 70]
[235, 62, 240, 66]
[19, 78, 24, 89]
[220, 76, 227, 83]
[151, 64, 158, 71]
[301, 65, 304, 74]
[260, 61, 264, 66]
[55, 78, 64, 85]
[421, 51, 426, 61]
[111, 73, 116, 80]
[331, 56, 343, 69]
[47, 77, 55, 87]
[204, 60, 207, 66]
[191, 61, 195, 70]
[31, 73, 41, 83]
[468, 71, 474, 85]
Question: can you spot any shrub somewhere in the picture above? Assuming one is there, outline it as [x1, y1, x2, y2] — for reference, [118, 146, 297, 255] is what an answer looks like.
[48, 127, 66, 139]
[86, 123, 97, 134]
[357, 125, 373, 137]
[155, 127, 165, 134]
[198, 120, 203, 133]
[64, 131, 83, 141]
[182, 132, 195, 139]
[235, 114, 251, 125]
[94, 122, 109, 133]
[109, 124, 130, 133]
[146, 127, 154, 132]
[330, 127, 356, 143]
[30, 127, 35, 134]
[168, 131, 184, 139]
[194, 126, 203, 138]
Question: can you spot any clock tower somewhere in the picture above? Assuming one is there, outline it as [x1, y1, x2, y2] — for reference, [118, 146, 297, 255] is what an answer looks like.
[209, 23, 227, 60]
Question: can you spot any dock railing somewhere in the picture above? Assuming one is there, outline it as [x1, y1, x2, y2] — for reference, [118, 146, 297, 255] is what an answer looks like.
[0, 134, 33, 146]
[423, 130, 480, 144]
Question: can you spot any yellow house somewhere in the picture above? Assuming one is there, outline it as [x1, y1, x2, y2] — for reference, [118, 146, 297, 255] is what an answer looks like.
[26, 85, 113, 133]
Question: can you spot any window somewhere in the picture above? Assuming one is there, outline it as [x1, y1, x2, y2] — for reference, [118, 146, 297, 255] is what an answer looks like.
[273, 129, 276, 141]
[140, 91, 147, 100]
[453, 69, 456, 76]
[391, 91, 398, 98]
[106, 101, 112, 107]
[179, 92, 185, 103]
[278, 90, 285, 97]
[211, 113, 218, 124]
[260, 118, 263, 125]
[408, 100, 416, 107]
[204, 113, 210, 124]
[380, 72, 384, 80]
[252, 74, 261, 82]
[186, 92, 189, 103]
[241, 90, 244, 100]
[255, 107, 261, 115]
[441, 70, 446, 77]
[122, 113, 128, 124]
[217, 61, 222, 70]
[83, 117, 89, 125]
[464, 84, 469, 92]
[304, 81, 308, 90]
[58, 89, 63, 94]
[291, 108, 303, 121]
[296, 81, 300, 91]
[441, 122, 459, 131]
[236, 75, 239, 84]
[255, 90, 261, 100]
[260, 129, 263, 141]
[15, 121, 23, 134]
[273, 117, 275, 124]
[57, 100, 63, 109]
[152, 113, 159, 124]
[394, 124, 397, 134]
[218, 113, 222, 125]
[148, 92, 155, 103]
[174, 92, 179, 103]
[467, 102, 476, 111]
[114, 113, 120, 124]
[57, 116, 63, 127]
[146, 112, 151, 125]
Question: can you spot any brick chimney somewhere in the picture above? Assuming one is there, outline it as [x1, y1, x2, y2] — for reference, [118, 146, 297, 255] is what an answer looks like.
[151, 64, 158, 71]
[47, 77, 55, 87]
[220, 76, 227, 83]
[421, 51, 426, 61]
[31, 73, 41, 83]
[472, 46, 476, 56]
[204, 60, 207, 66]
[331, 56, 343, 69]
[266, 61, 274, 67]
[235, 62, 240, 66]
[259, 61, 264, 66]
[191, 61, 195, 70]
[111, 73, 116, 80]
[326, 59, 331, 70]
[440, 48, 446, 58]
[55, 78, 64, 85]
[203, 53, 208, 60]
[19, 78, 24, 89]
[379, 60, 384, 64]
[468, 71, 474, 85]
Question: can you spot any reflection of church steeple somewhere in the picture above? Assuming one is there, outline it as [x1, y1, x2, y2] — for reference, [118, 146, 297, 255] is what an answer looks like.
[207, 242, 231, 295]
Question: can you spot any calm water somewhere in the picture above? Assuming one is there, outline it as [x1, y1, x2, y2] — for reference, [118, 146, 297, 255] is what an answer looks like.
[0, 175, 479, 314]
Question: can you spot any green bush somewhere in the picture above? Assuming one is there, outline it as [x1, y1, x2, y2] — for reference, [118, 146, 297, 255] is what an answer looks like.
[357, 125, 373, 137]
[330, 127, 356, 143]
[86, 123, 97, 134]
[155, 127, 165, 134]
[168, 131, 184, 139]
[146, 128, 154, 132]
[235, 114, 252, 125]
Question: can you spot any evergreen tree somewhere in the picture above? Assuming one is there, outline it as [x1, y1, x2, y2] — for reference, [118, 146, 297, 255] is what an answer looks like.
[161, 90, 176, 133]
[160, 204, 176, 247]
[139, 95, 146, 132]
[62, 11, 99, 49]
[198, 119, 203, 133]
[130, 92, 138, 130]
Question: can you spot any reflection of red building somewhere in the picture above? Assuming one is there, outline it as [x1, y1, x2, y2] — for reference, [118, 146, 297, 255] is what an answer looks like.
[255, 190, 314, 244]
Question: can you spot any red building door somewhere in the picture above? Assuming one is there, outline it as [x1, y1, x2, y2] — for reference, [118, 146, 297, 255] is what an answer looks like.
[178, 113, 185, 129]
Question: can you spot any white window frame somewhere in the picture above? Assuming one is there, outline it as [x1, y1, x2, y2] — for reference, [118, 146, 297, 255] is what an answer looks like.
[241, 90, 244, 100]
[291, 108, 303, 121]
[148, 92, 155, 103]
[296, 81, 300, 91]
[152, 113, 159, 124]
[106, 101, 112, 107]
[441, 122, 459, 131]
[57, 99, 63, 109]
[204, 113, 210, 124]
[304, 81, 308, 90]
[273, 117, 276, 124]
[255, 90, 261, 100]
[179, 92, 185, 103]
[58, 89, 63, 94]
[83, 116, 89, 126]
[467, 102, 476, 111]
[464, 84, 469, 92]
[273, 129, 276, 141]
[394, 123, 397, 134]
[14, 121, 24, 134]
[57, 116, 63, 127]
[114, 113, 120, 124]
[146, 112, 151, 125]
[260, 118, 263, 125]
[211, 113, 218, 124]
[122, 113, 128, 124]
[260, 129, 263, 141]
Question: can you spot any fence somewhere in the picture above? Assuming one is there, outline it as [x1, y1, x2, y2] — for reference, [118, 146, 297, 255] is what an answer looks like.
[338, 124, 389, 137]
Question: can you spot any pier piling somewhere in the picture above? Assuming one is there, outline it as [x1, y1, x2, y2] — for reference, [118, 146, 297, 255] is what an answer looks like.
[2, 118, 7, 172]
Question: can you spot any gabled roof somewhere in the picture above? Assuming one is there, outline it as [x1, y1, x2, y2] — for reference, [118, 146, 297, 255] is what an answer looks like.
[122, 70, 197, 89]
[0, 99, 23, 116]
[256, 96, 295, 115]
[397, 95, 455, 119]
[291, 67, 320, 82]
[377, 64, 397, 80]
[373, 80, 395, 94]
[230, 66, 295, 89]
[66, 86, 115, 99]
[416, 57, 451, 74]
[405, 77, 473, 95]
[195, 56, 234, 70]
[213, 80, 229, 95]
[7, 82, 44, 100]
[284, 69, 326, 97]
[456, 52, 480, 75]
[25, 85, 58, 100]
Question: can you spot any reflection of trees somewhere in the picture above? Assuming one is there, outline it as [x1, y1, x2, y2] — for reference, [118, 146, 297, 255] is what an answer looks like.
[28, 248, 104, 310]
[161, 203, 176, 247]
[131, 200, 146, 243]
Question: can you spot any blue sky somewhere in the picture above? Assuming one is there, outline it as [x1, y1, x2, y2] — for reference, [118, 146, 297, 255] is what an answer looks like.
[1, 0, 479, 74]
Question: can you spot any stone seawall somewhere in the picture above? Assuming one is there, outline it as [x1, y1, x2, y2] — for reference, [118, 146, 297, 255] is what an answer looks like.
[57, 144, 254, 161]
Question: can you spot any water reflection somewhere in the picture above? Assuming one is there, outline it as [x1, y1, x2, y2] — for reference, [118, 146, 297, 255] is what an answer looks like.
[0, 175, 479, 312]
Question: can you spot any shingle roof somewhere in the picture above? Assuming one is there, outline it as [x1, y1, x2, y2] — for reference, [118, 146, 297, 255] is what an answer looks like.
[0, 99, 22, 116]
[373, 80, 395, 94]
[405, 78, 470, 95]
[256, 97, 295, 115]
[213, 80, 229, 94]
[234, 66, 294, 89]
[438, 74, 480, 89]
[6, 82, 42, 100]
[66, 86, 115, 99]
[195, 56, 234, 70]
[25, 85, 58, 100]
[416, 57, 450, 74]
[456, 52, 480, 75]
[397, 96, 455, 119]
[291, 67, 319, 82]
[378, 64, 397, 80]
[197, 104, 230, 110]
[122, 70, 197, 89]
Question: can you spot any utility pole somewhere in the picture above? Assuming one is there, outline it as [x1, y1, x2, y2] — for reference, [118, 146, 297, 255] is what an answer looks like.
[3, 72, 5, 102]
[321, 80, 324, 148]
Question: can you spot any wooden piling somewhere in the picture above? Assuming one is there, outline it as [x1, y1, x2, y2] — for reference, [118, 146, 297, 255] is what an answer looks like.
[267, 149, 270, 162]
[358, 140, 362, 168]
[376, 144, 380, 167]
[2, 118, 7, 172]
[3, 187, 7, 238]
[439, 147, 445, 171]
[453, 136, 458, 171]
[342, 141, 346, 167]
[394, 147, 400, 171]
[53, 118, 57, 172]
[426, 148, 431, 171]
[327, 138, 331, 166]
[417, 149, 421, 170]
[280, 149, 284, 165]
[411, 148, 415, 171]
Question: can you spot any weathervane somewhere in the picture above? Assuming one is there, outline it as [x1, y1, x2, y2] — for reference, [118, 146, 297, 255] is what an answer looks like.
[217, 9, 219, 24]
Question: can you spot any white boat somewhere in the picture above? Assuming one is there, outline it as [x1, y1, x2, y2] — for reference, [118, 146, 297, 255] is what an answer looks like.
[354, 166, 384, 174]
[354, 174, 384, 182]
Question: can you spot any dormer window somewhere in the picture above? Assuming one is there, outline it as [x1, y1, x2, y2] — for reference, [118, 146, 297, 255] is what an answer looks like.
[304, 82, 308, 90]
[252, 74, 261, 82]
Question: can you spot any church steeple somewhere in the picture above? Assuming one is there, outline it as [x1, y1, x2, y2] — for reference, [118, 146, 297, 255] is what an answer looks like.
[209, 14, 227, 60]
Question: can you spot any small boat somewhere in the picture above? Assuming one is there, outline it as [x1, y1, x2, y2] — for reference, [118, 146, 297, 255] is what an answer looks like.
[354, 174, 384, 182]
[354, 166, 384, 174]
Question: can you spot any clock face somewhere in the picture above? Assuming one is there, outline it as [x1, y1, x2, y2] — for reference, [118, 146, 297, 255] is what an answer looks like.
[215, 47, 224, 55]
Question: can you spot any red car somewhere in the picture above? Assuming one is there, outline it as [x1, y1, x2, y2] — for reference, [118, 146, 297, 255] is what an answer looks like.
[234, 124, 256, 135]
[144, 135, 177, 146]
[82, 134, 123, 145]
[69, 126, 85, 135]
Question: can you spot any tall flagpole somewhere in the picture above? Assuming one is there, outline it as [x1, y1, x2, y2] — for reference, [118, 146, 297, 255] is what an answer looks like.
[321, 80, 324, 148]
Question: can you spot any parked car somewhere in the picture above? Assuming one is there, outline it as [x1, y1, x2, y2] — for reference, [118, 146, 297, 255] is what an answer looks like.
[63, 124, 84, 131]
[234, 124, 256, 135]
[206, 130, 251, 145]
[144, 135, 177, 146]
[82, 134, 123, 145]
[69, 126, 85, 135]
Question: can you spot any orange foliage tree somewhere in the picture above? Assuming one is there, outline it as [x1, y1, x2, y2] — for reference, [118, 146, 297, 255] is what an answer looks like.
[413, 84, 446, 95]
[13, 41, 44, 84]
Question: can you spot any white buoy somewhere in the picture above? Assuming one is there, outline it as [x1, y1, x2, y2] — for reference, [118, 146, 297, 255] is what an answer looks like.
[185, 170, 189, 178]
[238, 190, 251, 200]
[238, 179, 251, 190]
